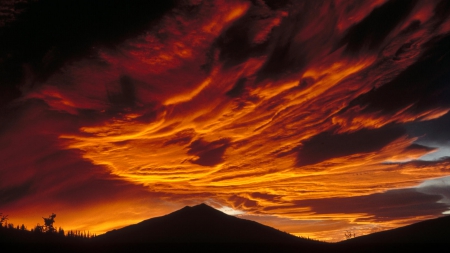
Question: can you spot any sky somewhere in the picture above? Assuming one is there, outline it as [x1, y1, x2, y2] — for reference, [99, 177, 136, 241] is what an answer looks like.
[1, 0, 450, 242]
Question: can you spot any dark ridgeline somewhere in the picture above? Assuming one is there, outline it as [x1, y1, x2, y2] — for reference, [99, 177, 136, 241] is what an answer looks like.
[1, 204, 326, 253]
[0, 212, 93, 253]
[342, 215, 450, 244]
[92, 203, 326, 252]
[2, 204, 450, 253]
[95, 203, 312, 243]
[336, 215, 450, 253]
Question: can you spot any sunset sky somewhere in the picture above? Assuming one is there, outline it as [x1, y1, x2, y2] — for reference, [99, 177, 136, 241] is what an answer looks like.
[1, 0, 450, 242]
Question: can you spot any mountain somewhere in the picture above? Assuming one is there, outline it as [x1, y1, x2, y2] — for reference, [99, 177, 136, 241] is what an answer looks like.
[92, 203, 327, 252]
[336, 215, 450, 253]
[95, 203, 318, 244]
[3, 206, 450, 253]
[342, 215, 450, 244]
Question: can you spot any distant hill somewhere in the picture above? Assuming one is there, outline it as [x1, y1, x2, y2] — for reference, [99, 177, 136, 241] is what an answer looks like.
[341, 215, 450, 244]
[336, 215, 450, 253]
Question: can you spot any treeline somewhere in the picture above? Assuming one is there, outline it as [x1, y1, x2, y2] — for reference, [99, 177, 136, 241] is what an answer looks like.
[0, 212, 95, 241]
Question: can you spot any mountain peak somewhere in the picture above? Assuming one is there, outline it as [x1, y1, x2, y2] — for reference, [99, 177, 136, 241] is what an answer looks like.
[189, 203, 219, 211]
[182, 203, 215, 209]
[194, 202, 210, 207]
[169, 203, 227, 220]
[96, 203, 312, 244]
[178, 203, 211, 209]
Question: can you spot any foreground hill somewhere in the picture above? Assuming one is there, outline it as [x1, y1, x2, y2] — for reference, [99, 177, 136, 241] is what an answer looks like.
[336, 215, 450, 253]
[92, 203, 327, 252]
[95, 203, 317, 244]
[342, 215, 450, 244]
[3, 205, 450, 252]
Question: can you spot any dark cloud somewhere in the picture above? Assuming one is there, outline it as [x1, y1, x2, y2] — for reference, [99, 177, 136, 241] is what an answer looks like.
[0, 100, 150, 210]
[261, 0, 291, 10]
[404, 143, 436, 152]
[340, 0, 417, 53]
[0, 0, 25, 27]
[417, 176, 450, 206]
[433, 0, 450, 30]
[106, 75, 137, 108]
[229, 195, 258, 209]
[296, 188, 447, 221]
[406, 112, 450, 144]
[255, 1, 338, 81]
[397, 156, 450, 166]
[226, 78, 247, 98]
[217, 1, 337, 80]
[250, 192, 279, 201]
[53, 176, 150, 208]
[0, 0, 176, 108]
[344, 33, 450, 116]
[164, 130, 195, 146]
[187, 138, 231, 166]
[296, 125, 405, 166]
[215, 5, 271, 68]
[256, 38, 303, 80]
[391, 36, 422, 62]
[0, 181, 33, 206]
[0, 86, 22, 109]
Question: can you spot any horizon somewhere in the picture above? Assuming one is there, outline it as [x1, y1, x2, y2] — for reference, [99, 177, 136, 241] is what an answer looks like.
[1, 0, 450, 242]
[2, 202, 448, 242]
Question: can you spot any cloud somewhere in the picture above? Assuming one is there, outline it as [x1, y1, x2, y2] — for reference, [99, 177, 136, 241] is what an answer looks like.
[0, 0, 177, 109]
[106, 75, 137, 108]
[296, 188, 447, 221]
[0, 99, 175, 233]
[406, 111, 450, 144]
[188, 138, 231, 166]
[417, 176, 450, 207]
[0, 181, 33, 206]
[341, 33, 450, 118]
[340, 0, 417, 53]
[225, 78, 247, 98]
[296, 125, 405, 166]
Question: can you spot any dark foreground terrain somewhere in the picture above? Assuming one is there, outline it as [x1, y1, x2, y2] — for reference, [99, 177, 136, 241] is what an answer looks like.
[2, 204, 450, 253]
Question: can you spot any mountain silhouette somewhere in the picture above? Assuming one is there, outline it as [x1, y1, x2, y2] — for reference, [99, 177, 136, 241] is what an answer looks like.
[94, 203, 318, 244]
[341, 215, 450, 244]
[3, 206, 450, 252]
[91, 203, 328, 252]
[335, 215, 450, 253]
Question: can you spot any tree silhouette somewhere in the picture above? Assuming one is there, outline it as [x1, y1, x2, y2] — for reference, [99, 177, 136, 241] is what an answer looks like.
[36, 213, 57, 233]
[58, 227, 65, 236]
[344, 230, 356, 240]
[43, 213, 56, 233]
[0, 213, 8, 228]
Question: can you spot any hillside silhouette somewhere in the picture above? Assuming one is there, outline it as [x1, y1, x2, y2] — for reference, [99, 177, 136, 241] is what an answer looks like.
[95, 203, 317, 244]
[342, 215, 450, 244]
[336, 215, 450, 252]
[2, 205, 450, 252]
[92, 203, 327, 252]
